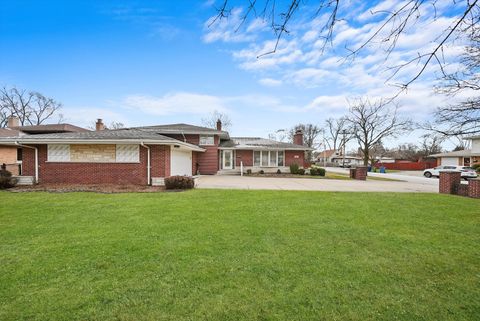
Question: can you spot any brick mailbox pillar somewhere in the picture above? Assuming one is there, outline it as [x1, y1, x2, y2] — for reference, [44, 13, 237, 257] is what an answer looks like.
[439, 171, 461, 194]
[468, 179, 480, 198]
[355, 166, 367, 181]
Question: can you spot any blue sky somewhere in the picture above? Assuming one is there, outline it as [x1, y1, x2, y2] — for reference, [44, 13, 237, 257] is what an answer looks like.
[0, 0, 467, 148]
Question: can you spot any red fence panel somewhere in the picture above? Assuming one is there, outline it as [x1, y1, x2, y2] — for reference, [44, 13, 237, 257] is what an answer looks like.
[375, 161, 436, 170]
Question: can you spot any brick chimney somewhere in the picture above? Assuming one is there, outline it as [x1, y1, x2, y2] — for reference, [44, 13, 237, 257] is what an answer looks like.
[293, 129, 303, 145]
[7, 116, 19, 128]
[216, 119, 222, 131]
[95, 119, 105, 131]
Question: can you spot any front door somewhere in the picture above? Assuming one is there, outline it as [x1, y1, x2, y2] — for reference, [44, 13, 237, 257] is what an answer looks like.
[223, 150, 233, 169]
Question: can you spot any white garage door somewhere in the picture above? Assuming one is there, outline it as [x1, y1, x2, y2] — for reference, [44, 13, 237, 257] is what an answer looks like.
[441, 157, 458, 166]
[171, 148, 193, 176]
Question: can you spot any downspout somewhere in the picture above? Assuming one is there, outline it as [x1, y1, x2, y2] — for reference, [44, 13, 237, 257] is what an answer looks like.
[140, 142, 151, 185]
[15, 142, 38, 183]
[181, 131, 186, 142]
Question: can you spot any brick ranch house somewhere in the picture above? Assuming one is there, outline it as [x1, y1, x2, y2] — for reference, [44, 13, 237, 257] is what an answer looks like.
[0, 116, 88, 177]
[0, 118, 311, 186]
[429, 135, 480, 167]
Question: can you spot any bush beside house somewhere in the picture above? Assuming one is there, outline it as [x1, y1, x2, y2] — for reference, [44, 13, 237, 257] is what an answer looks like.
[164, 176, 195, 190]
[0, 165, 17, 189]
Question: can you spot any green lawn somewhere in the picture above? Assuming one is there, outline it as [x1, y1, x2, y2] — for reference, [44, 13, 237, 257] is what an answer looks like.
[0, 190, 479, 321]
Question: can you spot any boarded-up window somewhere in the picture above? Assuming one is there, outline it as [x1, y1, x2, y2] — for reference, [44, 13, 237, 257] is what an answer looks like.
[116, 145, 139, 162]
[48, 145, 70, 162]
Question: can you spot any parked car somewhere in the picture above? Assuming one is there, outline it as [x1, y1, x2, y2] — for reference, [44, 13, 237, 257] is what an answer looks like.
[423, 166, 478, 179]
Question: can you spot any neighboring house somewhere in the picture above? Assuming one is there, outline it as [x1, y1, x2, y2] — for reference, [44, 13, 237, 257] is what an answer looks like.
[0, 116, 88, 175]
[331, 155, 364, 167]
[0, 119, 311, 185]
[430, 135, 480, 167]
[315, 149, 338, 164]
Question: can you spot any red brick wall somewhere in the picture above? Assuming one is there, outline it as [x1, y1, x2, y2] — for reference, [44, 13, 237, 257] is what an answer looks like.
[22, 144, 169, 185]
[235, 150, 253, 166]
[150, 145, 170, 178]
[285, 150, 305, 166]
[22, 147, 35, 177]
[468, 180, 480, 198]
[439, 171, 461, 194]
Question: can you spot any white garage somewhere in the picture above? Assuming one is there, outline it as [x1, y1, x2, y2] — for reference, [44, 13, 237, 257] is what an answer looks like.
[441, 157, 459, 166]
[170, 147, 193, 176]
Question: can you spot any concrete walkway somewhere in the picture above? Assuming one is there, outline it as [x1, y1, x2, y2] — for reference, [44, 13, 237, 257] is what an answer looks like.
[196, 174, 439, 193]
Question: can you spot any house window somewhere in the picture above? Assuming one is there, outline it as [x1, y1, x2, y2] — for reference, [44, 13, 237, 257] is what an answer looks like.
[261, 151, 269, 166]
[269, 151, 277, 167]
[116, 145, 139, 162]
[16, 148, 22, 162]
[278, 151, 284, 166]
[253, 150, 285, 167]
[199, 135, 214, 145]
[47, 145, 70, 162]
[254, 151, 261, 166]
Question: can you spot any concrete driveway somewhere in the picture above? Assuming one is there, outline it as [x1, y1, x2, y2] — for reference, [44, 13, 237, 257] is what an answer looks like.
[196, 173, 439, 193]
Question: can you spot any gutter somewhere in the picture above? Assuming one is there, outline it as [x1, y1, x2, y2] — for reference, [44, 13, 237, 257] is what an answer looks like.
[140, 142, 151, 186]
[0, 139, 206, 152]
[15, 142, 38, 183]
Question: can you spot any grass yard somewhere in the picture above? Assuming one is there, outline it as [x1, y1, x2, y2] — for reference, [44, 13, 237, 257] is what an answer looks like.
[0, 190, 479, 321]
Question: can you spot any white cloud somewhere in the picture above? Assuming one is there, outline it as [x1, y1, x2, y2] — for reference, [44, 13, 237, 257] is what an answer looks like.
[258, 78, 283, 87]
[203, 8, 258, 43]
[123, 92, 228, 116]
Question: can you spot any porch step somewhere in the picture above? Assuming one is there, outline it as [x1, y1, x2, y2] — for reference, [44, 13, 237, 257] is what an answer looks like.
[217, 169, 241, 175]
[13, 176, 35, 186]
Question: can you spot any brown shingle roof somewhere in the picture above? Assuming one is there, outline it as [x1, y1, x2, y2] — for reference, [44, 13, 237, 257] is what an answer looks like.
[129, 123, 229, 139]
[12, 123, 88, 134]
[0, 128, 23, 137]
[219, 137, 312, 150]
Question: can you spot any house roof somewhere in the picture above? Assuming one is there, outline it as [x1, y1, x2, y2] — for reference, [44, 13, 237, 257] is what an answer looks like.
[11, 123, 88, 134]
[219, 137, 313, 150]
[429, 150, 480, 157]
[128, 123, 230, 139]
[316, 149, 336, 159]
[331, 155, 363, 160]
[0, 128, 205, 151]
[0, 128, 23, 138]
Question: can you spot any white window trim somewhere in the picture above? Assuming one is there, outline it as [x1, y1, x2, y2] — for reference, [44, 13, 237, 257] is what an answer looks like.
[199, 135, 215, 146]
[253, 150, 285, 167]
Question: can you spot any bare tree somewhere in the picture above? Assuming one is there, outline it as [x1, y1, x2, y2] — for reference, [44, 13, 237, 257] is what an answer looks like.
[268, 129, 288, 142]
[201, 110, 232, 130]
[325, 117, 352, 152]
[109, 121, 125, 130]
[347, 98, 412, 166]
[0, 86, 62, 127]
[419, 133, 444, 157]
[209, 1, 479, 91]
[429, 26, 480, 136]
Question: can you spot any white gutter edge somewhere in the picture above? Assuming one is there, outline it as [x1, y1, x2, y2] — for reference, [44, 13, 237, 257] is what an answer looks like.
[140, 142, 151, 186]
[15, 142, 38, 183]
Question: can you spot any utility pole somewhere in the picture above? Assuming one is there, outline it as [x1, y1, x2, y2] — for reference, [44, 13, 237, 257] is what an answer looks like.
[341, 129, 346, 168]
